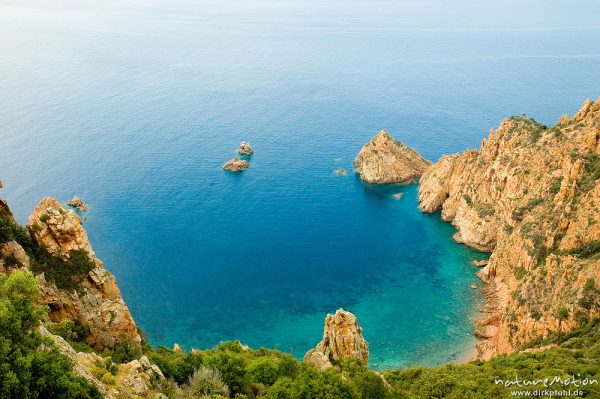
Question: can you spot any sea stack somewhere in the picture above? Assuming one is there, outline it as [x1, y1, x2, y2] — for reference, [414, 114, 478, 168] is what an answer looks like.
[223, 156, 250, 172]
[304, 309, 369, 369]
[354, 129, 430, 184]
[67, 196, 88, 211]
[238, 141, 253, 155]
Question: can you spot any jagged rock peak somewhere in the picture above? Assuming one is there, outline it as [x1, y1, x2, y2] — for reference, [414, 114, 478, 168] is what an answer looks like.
[28, 197, 95, 261]
[238, 141, 254, 155]
[304, 308, 369, 369]
[354, 129, 431, 184]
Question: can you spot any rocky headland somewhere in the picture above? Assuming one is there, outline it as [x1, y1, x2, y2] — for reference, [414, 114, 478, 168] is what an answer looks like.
[419, 98, 600, 359]
[354, 129, 430, 184]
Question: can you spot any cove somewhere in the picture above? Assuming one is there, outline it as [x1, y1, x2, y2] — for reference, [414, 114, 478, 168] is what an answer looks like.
[1, 0, 599, 370]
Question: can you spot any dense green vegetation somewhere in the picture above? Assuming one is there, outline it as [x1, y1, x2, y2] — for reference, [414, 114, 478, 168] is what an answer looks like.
[556, 240, 600, 260]
[0, 271, 101, 398]
[137, 319, 600, 399]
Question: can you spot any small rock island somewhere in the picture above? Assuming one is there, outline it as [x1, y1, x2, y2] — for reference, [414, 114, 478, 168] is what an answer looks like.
[67, 196, 88, 211]
[354, 129, 430, 184]
[238, 141, 253, 155]
[223, 156, 250, 172]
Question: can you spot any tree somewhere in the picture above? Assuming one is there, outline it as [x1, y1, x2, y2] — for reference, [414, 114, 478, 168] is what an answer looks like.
[0, 271, 101, 399]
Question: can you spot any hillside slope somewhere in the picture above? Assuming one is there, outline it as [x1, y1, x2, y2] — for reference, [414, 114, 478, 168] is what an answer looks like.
[419, 99, 600, 359]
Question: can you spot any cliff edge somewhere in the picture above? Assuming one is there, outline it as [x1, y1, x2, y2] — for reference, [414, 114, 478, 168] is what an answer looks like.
[419, 98, 600, 359]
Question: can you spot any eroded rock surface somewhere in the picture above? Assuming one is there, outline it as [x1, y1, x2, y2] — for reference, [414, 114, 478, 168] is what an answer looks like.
[304, 308, 369, 369]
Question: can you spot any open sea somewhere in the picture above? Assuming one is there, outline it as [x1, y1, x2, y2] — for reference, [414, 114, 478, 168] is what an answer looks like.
[1, 0, 599, 369]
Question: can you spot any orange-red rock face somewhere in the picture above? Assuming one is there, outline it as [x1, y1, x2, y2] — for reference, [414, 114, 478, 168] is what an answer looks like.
[419, 98, 600, 359]
[355, 130, 431, 184]
[304, 308, 369, 369]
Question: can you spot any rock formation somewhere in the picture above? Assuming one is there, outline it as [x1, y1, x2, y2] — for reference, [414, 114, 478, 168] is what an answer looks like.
[223, 156, 250, 172]
[472, 259, 488, 267]
[29, 197, 94, 260]
[304, 308, 369, 369]
[354, 130, 430, 184]
[238, 141, 254, 155]
[419, 98, 600, 359]
[25, 197, 141, 350]
[40, 326, 164, 399]
[67, 196, 89, 211]
[335, 169, 348, 175]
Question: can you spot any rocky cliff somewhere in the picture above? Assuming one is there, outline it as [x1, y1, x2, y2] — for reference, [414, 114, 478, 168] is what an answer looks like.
[27, 197, 141, 351]
[304, 308, 369, 369]
[0, 196, 140, 351]
[354, 130, 430, 184]
[419, 99, 600, 359]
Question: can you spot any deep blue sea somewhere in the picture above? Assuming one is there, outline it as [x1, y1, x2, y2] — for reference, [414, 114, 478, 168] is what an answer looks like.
[1, 0, 599, 369]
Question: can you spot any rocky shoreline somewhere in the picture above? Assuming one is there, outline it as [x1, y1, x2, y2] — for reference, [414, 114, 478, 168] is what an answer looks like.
[419, 98, 600, 359]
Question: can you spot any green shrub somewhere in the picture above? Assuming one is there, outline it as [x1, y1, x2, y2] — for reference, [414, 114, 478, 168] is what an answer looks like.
[0, 271, 102, 398]
[557, 240, 600, 259]
[513, 267, 527, 280]
[473, 202, 495, 218]
[549, 176, 564, 195]
[111, 333, 142, 364]
[30, 247, 96, 291]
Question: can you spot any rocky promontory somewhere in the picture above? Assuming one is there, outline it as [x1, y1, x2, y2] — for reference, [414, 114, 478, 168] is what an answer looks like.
[354, 130, 430, 184]
[223, 156, 250, 172]
[304, 308, 369, 369]
[26, 197, 141, 351]
[419, 98, 600, 359]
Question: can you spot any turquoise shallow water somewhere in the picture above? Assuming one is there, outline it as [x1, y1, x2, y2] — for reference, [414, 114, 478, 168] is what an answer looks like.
[1, 0, 600, 369]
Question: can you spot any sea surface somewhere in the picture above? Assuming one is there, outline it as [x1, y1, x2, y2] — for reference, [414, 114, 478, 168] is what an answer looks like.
[1, 0, 599, 369]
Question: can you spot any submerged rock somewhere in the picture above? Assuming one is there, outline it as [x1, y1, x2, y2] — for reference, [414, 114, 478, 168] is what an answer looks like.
[67, 196, 88, 211]
[334, 169, 348, 175]
[354, 130, 430, 184]
[392, 193, 403, 200]
[304, 308, 369, 369]
[238, 141, 254, 155]
[223, 156, 250, 172]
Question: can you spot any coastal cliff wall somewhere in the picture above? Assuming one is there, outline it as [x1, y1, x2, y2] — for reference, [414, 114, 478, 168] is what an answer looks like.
[419, 99, 600, 358]
[0, 197, 140, 351]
